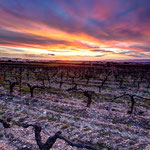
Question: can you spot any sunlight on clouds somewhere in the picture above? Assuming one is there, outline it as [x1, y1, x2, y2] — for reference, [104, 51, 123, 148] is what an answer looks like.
[0, 0, 150, 60]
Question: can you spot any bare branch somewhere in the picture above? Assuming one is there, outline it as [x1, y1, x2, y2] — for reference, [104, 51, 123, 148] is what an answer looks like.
[22, 124, 100, 150]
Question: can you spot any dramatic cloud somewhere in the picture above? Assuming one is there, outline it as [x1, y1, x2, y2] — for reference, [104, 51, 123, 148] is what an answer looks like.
[0, 28, 70, 47]
[129, 44, 150, 52]
[95, 54, 107, 57]
[48, 54, 55, 56]
[0, 0, 150, 60]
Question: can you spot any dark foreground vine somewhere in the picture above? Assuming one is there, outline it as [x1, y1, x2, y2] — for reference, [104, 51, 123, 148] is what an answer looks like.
[0, 119, 10, 128]
[23, 124, 100, 150]
[0, 120, 100, 150]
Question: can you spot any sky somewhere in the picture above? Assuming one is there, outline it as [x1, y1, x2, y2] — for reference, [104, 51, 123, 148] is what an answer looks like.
[0, 0, 150, 61]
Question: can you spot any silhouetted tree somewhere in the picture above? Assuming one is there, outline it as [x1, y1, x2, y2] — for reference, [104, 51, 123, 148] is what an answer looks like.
[25, 83, 41, 97]
[97, 71, 111, 92]
[83, 91, 95, 107]
[5, 80, 19, 94]
[59, 71, 64, 89]
[114, 93, 150, 114]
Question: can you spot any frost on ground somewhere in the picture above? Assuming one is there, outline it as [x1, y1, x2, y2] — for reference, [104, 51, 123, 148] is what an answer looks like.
[0, 89, 149, 150]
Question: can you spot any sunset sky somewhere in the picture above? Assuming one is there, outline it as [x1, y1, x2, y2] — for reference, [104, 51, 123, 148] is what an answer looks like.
[0, 0, 150, 60]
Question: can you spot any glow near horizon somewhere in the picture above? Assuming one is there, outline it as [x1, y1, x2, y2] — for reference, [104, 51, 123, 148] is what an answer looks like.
[0, 0, 150, 60]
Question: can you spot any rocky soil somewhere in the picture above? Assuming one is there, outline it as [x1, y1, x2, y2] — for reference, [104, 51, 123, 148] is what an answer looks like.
[0, 86, 150, 150]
